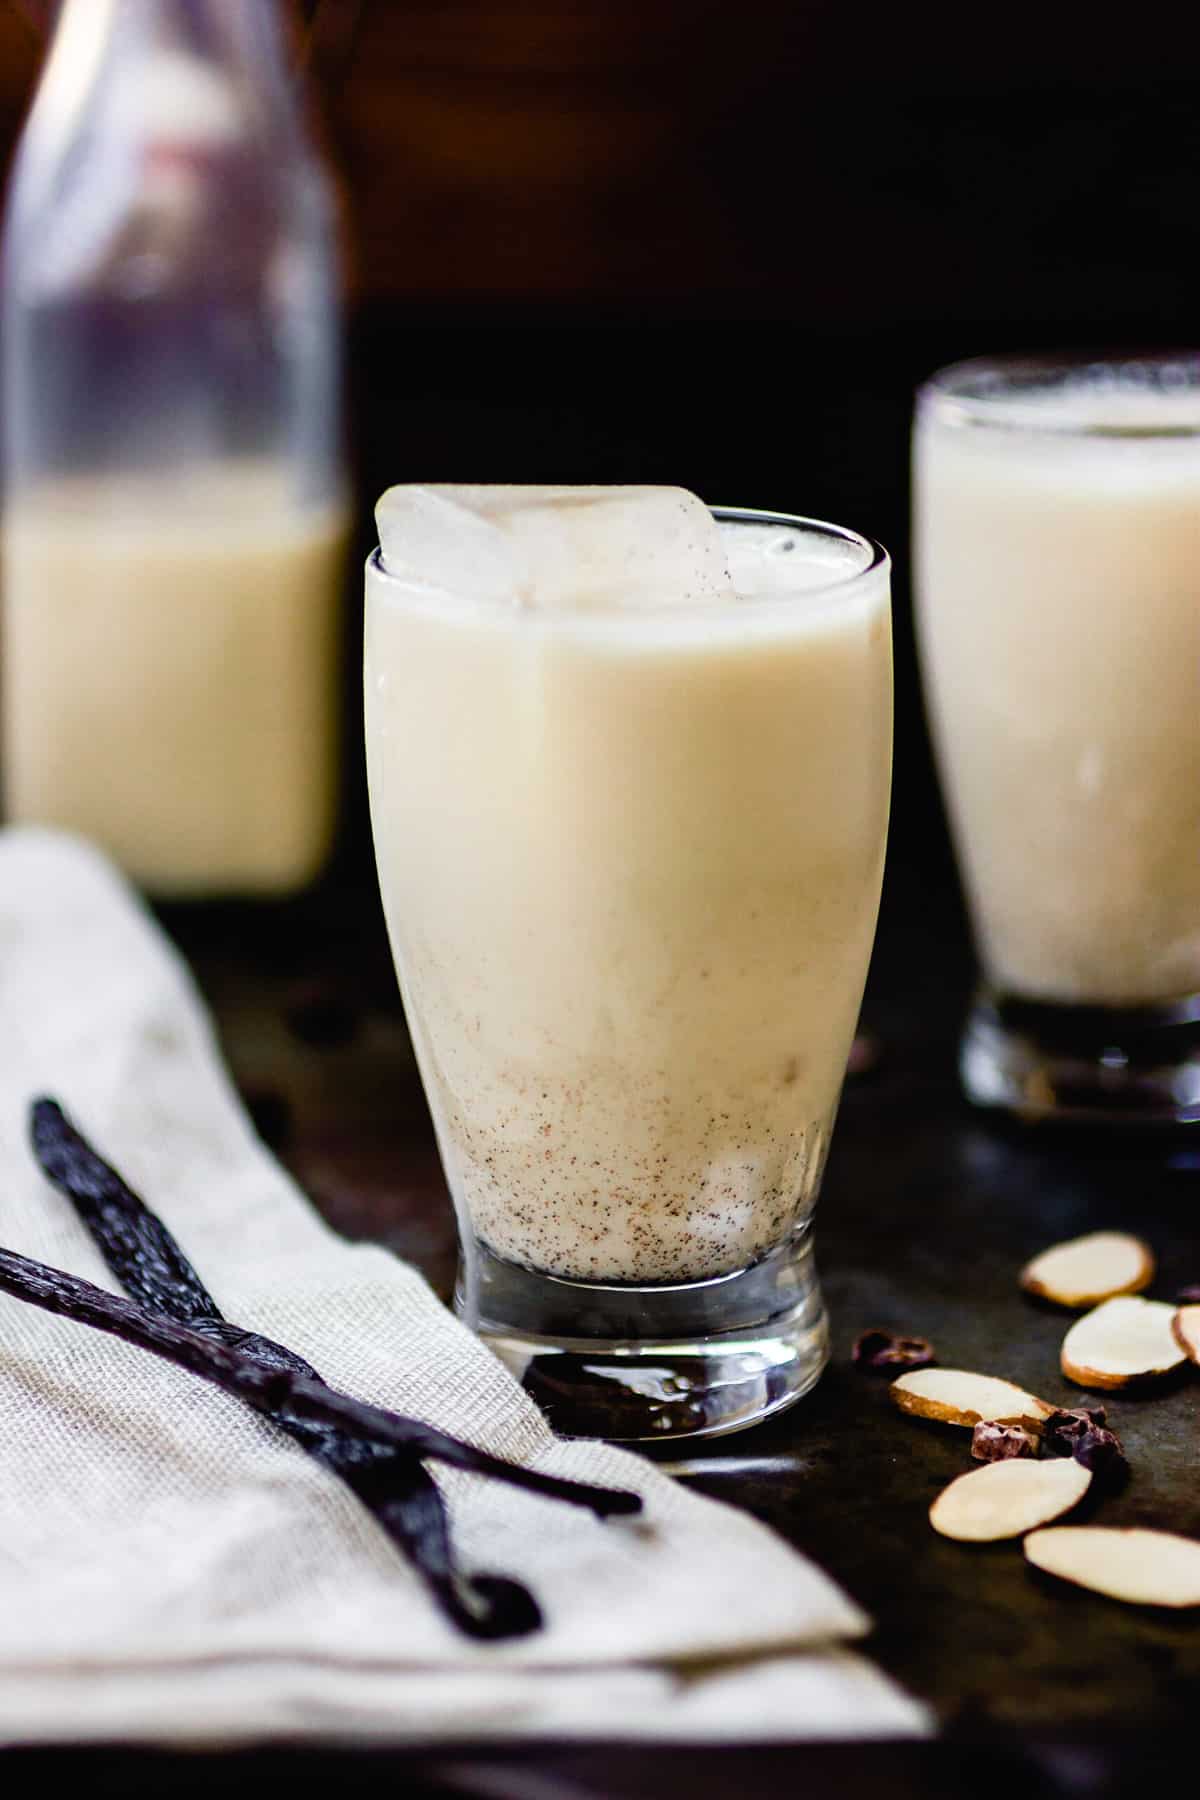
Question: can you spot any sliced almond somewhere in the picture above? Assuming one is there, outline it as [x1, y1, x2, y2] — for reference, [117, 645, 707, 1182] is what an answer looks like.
[1061, 1295, 1186, 1389]
[1025, 1527, 1200, 1607]
[930, 1456, 1091, 1542]
[1172, 1304, 1200, 1365]
[1020, 1231, 1154, 1308]
[890, 1368, 1053, 1431]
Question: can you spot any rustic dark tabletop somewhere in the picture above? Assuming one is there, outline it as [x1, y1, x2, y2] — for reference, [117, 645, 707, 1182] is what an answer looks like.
[10, 801, 1191, 1799]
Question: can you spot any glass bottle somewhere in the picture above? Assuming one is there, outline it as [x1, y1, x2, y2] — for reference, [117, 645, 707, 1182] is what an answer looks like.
[1, 0, 348, 895]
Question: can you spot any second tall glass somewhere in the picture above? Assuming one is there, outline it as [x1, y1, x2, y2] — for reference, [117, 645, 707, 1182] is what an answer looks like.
[914, 354, 1200, 1125]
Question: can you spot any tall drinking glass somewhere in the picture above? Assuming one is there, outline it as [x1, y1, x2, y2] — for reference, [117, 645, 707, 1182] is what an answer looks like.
[366, 503, 892, 1438]
[914, 355, 1200, 1125]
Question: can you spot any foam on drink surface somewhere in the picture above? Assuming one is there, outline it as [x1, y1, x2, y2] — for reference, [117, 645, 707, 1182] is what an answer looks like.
[718, 517, 875, 596]
[934, 358, 1200, 432]
[923, 362, 1200, 493]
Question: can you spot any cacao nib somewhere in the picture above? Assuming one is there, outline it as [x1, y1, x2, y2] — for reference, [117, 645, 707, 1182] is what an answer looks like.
[1041, 1405, 1108, 1457]
[853, 1328, 936, 1371]
[1071, 1425, 1129, 1484]
[971, 1420, 1038, 1462]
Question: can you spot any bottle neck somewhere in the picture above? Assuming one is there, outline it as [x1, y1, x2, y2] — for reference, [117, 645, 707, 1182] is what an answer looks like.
[36, 0, 297, 147]
[10, 0, 306, 240]
[48, 0, 292, 70]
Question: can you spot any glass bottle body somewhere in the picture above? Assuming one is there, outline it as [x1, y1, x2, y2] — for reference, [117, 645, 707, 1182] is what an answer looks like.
[2, 0, 348, 894]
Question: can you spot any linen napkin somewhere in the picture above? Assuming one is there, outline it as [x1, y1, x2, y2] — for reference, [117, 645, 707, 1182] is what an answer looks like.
[0, 829, 928, 1746]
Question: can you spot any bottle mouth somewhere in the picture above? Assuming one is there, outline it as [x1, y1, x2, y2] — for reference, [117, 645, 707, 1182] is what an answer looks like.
[917, 352, 1200, 439]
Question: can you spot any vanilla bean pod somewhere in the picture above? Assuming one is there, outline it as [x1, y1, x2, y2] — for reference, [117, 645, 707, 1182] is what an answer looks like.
[31, 1099, 222, 1326]
[30, 1098, 537, 1638]
[0, 1241, 640, 1513]
[0, 1246, 641, 1507]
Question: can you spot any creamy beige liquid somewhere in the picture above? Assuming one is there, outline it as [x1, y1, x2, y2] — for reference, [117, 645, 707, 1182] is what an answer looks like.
[3, 467, 347, 895]
[366, 520, 891, 1283]
[915, 384, 1200, 1005]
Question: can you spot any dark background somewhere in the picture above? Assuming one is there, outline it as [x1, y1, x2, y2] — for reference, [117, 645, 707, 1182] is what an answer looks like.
[4, 0, 1198, 929]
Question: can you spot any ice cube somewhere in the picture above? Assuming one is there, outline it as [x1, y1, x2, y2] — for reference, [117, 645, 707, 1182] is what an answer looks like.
[376, 485, 732, 611]
[375, 486, 522, 604]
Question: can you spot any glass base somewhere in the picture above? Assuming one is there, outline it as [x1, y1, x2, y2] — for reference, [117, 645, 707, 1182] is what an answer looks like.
[455, 1231, 829, 1442]
[961, 987, 1200, 1125]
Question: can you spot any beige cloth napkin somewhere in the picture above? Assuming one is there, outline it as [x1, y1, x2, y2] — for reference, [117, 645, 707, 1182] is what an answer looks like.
[0, 829, 928, 1746]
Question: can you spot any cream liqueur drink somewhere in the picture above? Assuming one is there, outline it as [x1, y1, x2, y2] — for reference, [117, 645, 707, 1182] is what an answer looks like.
[915, 374, 1200, 1006]
[3, 466, 347, 895]
[366, 487, 891, 1285]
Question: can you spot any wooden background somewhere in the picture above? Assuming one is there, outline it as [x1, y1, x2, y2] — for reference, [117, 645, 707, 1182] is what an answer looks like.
[3, 0, 1197, 331]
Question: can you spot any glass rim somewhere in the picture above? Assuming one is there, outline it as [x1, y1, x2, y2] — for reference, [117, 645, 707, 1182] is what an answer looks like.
[366, 503, 890, 620]
[711, 505, 890, 588]
[916, 350, 1200, 438]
